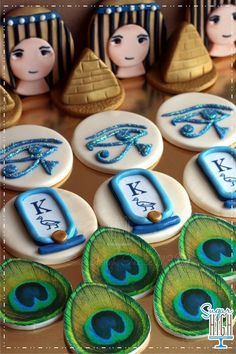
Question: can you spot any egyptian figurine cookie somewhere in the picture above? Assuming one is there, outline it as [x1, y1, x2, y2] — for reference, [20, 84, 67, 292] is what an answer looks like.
[0, 84, 22, 129]
[179, 214, 236, 282]
[72, 110, 163, 174]
[183, 146, 236, 218]
[0, 125, 73, 191]
[153, 259, 236, 338]
[147, 22, 217, 94]
[188, 0, 236, 57]
[0, 259, 72, 330]
[156, 93, 236, 151]
[51, 48, 125, 117]
[64, 283, 151, 353]
[82, 227, 162, 299]
[0, 7, 74, 96]
[88, 0, 165, 79]
[93, 168, 192, 243]
[0, 187, 97, 264]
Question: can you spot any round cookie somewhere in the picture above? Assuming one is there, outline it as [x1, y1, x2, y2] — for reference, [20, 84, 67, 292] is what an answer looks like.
[156, 93, 236, 151]
[183, 147, 236, 218]
[0, 188, 97, 265]
[0, 125, 73, 191]
[72, 111, 163, 174]
[93, 169, 192, 243]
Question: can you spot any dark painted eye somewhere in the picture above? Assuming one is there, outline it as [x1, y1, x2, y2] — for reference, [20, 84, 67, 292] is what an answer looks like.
[233, 12, 236, 20]
[12, 51, 23, 58]
[111, 38, 122, 45]
[138, 36, 148, 44]
[209, 15, 220, 24]
[40, 49, 52, 56]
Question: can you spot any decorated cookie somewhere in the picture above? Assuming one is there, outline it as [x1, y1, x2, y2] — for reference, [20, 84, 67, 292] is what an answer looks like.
[183, 146, 236, 218]
[0, 84, 22, 129]
[82, 227, 162, 299]
[88, 0, 165, 79]
[0, 125, 73, 191]
[147, 22, 217, 94]
[64, 283, 151, 353]
[0, 188, 97, 264]
[153, 259, 236, 338]
[179, 214, 236, 282]
[93, 168, 192, 243]
[0, 7, 74, 96]
[72, 110, 163, 173]
[0, 258, 72, 330]
[156, 93, 236, 151]
[51, 48, 125, 117]
[188, 0, 236, 57]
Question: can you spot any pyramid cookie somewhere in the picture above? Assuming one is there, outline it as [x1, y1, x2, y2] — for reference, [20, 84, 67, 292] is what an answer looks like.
[0, 85, 22, 129]
[147, 22, 217, 94]
[51, 48, 125, 117]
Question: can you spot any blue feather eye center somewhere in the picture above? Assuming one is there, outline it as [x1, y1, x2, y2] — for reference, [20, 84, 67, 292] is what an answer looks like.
[195, 238, 236, 268]
[100, 253, 148, 286]
[173, 288, 222, 322]
[83, 309, 134, 346]
[8, 281, 57, 313]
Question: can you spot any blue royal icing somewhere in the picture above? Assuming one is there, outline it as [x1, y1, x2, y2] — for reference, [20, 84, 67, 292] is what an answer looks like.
[197, 146, 236, 209]
[85, 124, 152, 164]
[15, 187, 85, 254]
[161, 104, 233, 139]
[110, 169, 180, 234]
[0, 139, 62, 179]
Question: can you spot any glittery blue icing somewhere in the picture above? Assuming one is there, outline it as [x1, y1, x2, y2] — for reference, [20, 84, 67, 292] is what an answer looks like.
[162, 104, 233, 139]
[0, 139, 62, 178]
[85, 124, 152, 164]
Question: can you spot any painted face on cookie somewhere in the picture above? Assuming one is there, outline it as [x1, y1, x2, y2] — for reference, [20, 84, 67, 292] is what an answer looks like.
[10, 38, 55, 81]
[206, 5, 236, 45]
[108, 24, 150, 67]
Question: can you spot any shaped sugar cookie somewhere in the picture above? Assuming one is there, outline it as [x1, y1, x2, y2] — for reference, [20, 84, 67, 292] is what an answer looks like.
[0, 188, 97, 264]
[153, 259, 236, 339]
[0, 85, 22, 129]
[156, 93, 236, 151]
[93, 169, 192, 243]
[72, 110, 163, 174]
[88, 0, 165, 79]
[51, 49, 125, 117]
[0, 7, 74, 96]
[82, 227, 162, 299]
[64, 283, 151, 353]
[147, 22, 217, 94]
[179, 214, 236, 283]
[188, 0, 236, 57]
[0, 259, 72, 330]
[183, 146, 236, 218]
[0, 125, 73, 191]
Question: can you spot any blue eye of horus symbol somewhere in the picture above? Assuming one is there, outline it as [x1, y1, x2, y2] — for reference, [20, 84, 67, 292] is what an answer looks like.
[161, 104, 233, 139]
[0, 138, 62, 179]
[85, 124, 153, 164]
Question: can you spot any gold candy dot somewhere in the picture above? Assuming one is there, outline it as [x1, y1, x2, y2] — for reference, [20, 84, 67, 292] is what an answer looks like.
[147, 211, 162, 223]
[51, 230, 67, 243]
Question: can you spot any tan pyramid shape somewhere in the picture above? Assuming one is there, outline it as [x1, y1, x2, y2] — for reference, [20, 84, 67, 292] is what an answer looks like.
[163, 23, 213, 83]
[62, 49, 122, 105]
[0, 85, 15, 114]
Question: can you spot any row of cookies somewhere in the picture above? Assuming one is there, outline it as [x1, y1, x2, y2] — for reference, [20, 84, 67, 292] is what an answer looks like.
[0, 213, 235, 352]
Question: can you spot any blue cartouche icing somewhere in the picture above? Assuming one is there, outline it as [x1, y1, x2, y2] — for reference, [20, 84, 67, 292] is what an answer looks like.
[0, 139, 62, 178]
[85, 124, 152, 164]
[162, 104, 233, 139]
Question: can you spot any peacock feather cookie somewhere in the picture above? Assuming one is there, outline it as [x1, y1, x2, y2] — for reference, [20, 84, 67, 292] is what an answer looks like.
[51, 48, 125, 117]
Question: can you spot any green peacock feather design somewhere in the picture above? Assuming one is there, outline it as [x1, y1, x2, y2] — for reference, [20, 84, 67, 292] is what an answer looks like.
[82, 227, 162, 299]
[179, 214, 236, 281]
[153, 259, 236, 338]
[64, 282, 151, 353]
[0, 258, 72, 330]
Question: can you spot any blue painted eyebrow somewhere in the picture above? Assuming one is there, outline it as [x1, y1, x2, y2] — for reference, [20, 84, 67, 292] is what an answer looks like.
[12, 48, 24, 53]
[209, 15, 220, 20]
[39, 46, 51, 49]
[111, 35, 123, 39]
